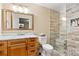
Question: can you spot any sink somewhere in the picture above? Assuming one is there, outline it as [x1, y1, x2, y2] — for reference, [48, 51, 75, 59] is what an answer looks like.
[17, 34, 25, 36]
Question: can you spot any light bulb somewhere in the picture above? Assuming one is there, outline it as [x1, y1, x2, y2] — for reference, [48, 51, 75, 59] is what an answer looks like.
[12, 5, 18, 12]
[23, 7, 28, 13]
[62, 17, 66, 21]
[18, 7, 23, 13]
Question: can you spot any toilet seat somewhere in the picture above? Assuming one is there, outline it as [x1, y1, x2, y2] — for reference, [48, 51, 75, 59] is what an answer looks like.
[42, 44, 53, 51]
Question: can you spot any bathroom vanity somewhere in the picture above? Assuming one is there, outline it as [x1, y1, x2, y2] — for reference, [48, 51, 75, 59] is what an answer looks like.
[0, 9, 39, 56]
[0, 35, 38, 56]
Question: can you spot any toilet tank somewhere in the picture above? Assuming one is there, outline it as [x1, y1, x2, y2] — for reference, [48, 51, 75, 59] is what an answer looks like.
[38, 35, 47, 45]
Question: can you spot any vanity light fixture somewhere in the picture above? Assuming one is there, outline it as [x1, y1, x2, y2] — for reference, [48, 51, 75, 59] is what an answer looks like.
[12, 5, 29, 13]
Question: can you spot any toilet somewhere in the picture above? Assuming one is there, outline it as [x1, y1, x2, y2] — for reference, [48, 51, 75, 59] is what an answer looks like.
[38, 34, 53, 56]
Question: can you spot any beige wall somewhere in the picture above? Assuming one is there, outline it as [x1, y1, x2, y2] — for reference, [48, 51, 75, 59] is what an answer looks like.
[0, 3, 50, 43]
[0, 3, 60, 43]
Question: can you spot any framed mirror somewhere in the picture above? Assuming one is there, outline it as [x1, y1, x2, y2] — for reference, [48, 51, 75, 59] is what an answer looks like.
[2, 9, 34, 30]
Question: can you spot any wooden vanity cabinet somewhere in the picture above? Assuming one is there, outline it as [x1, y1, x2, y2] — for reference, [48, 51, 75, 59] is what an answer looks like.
[0, 41, 7, 56]
[0, 38, 38, 56]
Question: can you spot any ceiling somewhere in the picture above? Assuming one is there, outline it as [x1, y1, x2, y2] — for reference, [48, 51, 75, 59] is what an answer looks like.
[36, 3, 66, 12]
[15, 3, 66, 13]
[66, 3, 79, 11]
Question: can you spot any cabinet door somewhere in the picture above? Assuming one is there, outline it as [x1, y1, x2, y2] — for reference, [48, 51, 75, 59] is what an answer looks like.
[0, 41, 7, 56]
[0, 50, 7, 56]
[8, 44, 27, 56]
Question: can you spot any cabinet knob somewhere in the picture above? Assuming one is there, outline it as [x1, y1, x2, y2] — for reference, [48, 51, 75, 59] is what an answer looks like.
[0, 44, 3, 46]
[0, 51, 2, 53]
[30, 45, 34, 47]
[26, 47, 27, 50]
[31, 50, 35, 52]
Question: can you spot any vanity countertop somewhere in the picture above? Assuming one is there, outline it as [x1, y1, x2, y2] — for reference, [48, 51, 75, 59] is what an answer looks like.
[0, 34, 38, 40]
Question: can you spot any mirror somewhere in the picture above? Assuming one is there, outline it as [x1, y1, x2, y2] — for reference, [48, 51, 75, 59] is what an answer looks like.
[2, 9, 34, 30]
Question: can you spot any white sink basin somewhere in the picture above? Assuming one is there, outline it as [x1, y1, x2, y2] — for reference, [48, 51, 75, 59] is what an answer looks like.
[0, 34, 37, 40]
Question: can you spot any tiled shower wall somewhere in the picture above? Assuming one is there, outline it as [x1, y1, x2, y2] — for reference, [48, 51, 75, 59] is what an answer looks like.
[50, 8, 67, 55]
[66, 4, 79, 56]
[57, 6, 67, 55]
[50, 10, 59, 48]
[56, 16, 66, 55]
[50, 9, 60, 49]
[50, 4, 79, 56]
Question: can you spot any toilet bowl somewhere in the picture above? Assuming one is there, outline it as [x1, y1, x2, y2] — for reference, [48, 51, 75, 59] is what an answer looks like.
[38, 34, 53, 56]
[42, 44, 53, 50]
[42, 44, 53, 56]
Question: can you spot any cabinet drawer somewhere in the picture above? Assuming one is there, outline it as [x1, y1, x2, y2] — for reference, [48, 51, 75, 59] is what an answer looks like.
[28, 43, 37, 49]
[8, 39, 26, 46]
[28, 48, 37, 56]
[28, 38, 37, 43]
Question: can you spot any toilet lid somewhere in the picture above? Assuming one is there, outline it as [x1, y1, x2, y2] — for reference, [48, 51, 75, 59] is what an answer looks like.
[42, 44, 53, 50]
